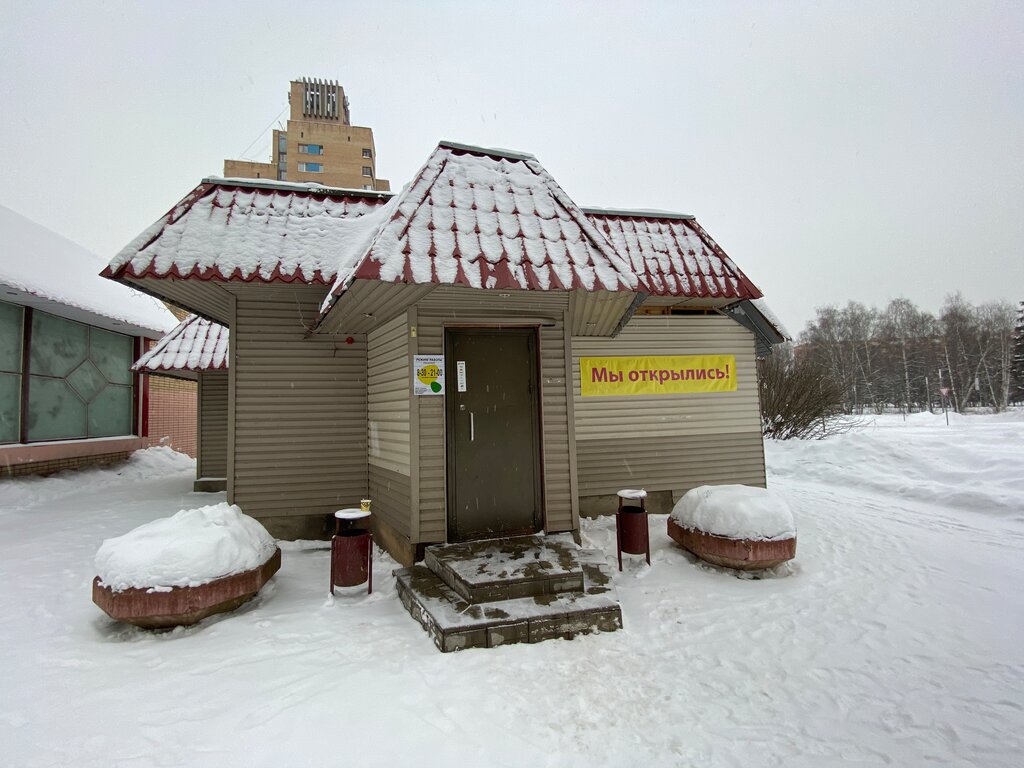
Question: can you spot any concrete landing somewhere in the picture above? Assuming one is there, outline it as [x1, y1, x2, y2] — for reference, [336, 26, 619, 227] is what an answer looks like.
[396, 538, 622, 652]
[424, 534, 585, 603]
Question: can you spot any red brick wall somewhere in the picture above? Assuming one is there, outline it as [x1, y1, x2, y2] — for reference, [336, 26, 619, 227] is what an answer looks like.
[146, 376, 198, 457]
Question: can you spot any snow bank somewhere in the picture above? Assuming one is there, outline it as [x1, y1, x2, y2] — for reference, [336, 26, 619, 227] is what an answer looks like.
[95, 503, 277, 592]
[767, 410, 1024, 520]
[671, 484, 796, 541]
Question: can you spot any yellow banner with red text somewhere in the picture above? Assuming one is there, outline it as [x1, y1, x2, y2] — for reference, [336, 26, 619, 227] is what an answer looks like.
[580, 355, 737, 397]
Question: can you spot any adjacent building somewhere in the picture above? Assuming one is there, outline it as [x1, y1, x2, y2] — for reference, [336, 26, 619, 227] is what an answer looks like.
[223, 78, 390, 192]
[0, 205, 182, 476]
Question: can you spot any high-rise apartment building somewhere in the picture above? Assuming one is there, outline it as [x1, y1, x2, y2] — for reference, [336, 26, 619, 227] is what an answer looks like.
[224, 78, 390, 191]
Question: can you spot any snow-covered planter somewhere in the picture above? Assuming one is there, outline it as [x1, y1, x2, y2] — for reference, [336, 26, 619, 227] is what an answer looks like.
[92, 503, 281, 628]
[667, 485, 796, 570]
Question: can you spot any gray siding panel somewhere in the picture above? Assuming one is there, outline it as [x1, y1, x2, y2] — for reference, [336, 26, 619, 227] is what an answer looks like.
[367, 312, 410, 475]
[228, 284, 367, 520]
[573, 314, 766, 496]
[369, 464, 411, 538]
[366, 312, 411, 538]
[415, 318, 446, 543]
[197, 371, 228, 478]
[539, 322, 574, 532]
[130, 277, 235, 326]
[576, 432, 767, 496]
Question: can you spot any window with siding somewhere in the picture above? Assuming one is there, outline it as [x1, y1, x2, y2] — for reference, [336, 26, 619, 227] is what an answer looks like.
[0, 300, 135, 444]
[0, 301, 23, 443]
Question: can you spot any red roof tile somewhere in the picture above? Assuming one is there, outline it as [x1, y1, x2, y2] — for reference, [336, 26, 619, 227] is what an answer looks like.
[330, 143, 639, 302]
[585, 212, 762, 300]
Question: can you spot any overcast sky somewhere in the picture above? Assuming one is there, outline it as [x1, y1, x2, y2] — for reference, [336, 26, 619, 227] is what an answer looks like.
[2, 1, 1021, 334]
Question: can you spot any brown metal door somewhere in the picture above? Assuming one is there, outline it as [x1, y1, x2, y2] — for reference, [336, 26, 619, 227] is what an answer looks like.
[445, 329, 541, 541]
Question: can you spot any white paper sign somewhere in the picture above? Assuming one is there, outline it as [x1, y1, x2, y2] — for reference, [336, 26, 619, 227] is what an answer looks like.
[456, 361, 467, 392]
[413, 355, 445, 396]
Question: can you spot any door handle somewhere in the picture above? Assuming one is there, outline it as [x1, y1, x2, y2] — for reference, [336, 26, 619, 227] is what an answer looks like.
[470, 411, 475, 442]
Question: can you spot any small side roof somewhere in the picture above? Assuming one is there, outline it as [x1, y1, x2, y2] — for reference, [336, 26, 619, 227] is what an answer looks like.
[102, 181, 395, 285]
[133, 315, 228, 378]
[585, 209, 762, 300]
[1, 204, 177, 338]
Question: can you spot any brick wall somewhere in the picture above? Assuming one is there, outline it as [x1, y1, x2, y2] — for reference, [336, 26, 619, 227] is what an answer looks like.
[1, 451, 133, 478]
[146, 375, 198, 457]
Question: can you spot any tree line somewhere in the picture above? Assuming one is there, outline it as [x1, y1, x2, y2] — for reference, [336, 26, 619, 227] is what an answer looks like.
[794, 294, 1021, 414]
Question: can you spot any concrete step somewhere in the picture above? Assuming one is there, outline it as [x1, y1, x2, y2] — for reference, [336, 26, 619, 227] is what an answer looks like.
[423, 533, 585, 604]
[395, 549, 622, 652]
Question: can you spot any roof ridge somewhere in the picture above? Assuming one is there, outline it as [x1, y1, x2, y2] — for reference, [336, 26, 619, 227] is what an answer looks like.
[437, 140, 537, 162]
[583, 206, 695, 221]
[203, 176, 395, 199]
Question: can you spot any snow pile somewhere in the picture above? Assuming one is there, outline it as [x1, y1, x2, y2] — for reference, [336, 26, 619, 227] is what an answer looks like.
[95, 503, 277, 592]
[671, 484, 796, 541]
[0, 204, 177, 335]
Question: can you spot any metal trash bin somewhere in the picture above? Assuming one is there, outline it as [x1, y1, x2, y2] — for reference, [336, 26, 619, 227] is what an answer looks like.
[615, 489, 650, 571]
[330, 508, 373, 594]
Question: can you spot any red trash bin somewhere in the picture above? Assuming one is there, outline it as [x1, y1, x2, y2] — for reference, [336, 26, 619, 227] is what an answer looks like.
[331, 509, 373, 594]
[615, 490, 650, 571]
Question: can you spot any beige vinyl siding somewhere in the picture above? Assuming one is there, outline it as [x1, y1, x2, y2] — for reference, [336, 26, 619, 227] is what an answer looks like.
[226, 284, 368, 519]
[129, 277, 235, 326]
[369, 464, 412, 538]
[573, 313, 766, 495]
[367, 312, 411, 538]
[539, 321, 576, 532]
[415, 317, 445, 542]
[414, 287, 577, 542]
[577, 432, 766, 497]
[197, 371, 228, 478]
[367, 313, 410, 474]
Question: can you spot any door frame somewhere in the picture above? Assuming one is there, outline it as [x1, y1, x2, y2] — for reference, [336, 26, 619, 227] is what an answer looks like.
[443, 325, 545, 542]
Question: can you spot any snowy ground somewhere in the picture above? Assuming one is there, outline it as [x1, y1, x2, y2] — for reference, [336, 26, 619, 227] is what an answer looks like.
[2, 412, 1022, 767]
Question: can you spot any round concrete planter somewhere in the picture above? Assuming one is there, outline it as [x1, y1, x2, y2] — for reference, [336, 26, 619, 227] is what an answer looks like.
[93, 547, 281, 629]
[667, 518, 795, 570]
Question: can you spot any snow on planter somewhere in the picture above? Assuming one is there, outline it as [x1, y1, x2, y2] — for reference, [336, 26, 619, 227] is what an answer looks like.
[667, 485, 797, 570]
[92, 503, 281, 628]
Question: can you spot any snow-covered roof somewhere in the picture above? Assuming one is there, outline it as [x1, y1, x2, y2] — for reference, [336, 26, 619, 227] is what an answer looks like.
[749, 297, 791, 341]
[102, 142, 772, 327]
[133, 315, 228, 374]
[103, 182, 395, 284]
[328, 142, 640, 304]
[1, 204, 177, 338]
[586, 211, 762, 300]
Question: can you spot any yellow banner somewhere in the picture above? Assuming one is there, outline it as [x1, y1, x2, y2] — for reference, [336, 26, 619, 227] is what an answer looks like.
[580, 355, 737, 397]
